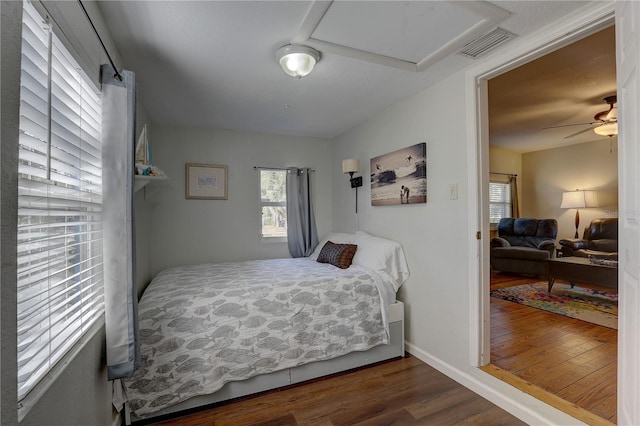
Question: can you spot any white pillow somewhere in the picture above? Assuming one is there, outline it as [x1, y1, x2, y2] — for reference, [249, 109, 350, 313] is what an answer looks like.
[308, 232, 354, 260]
[352, 231, 410, 291]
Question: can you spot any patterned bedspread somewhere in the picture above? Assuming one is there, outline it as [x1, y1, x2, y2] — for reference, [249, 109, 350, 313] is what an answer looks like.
[124, 258, 392, 416]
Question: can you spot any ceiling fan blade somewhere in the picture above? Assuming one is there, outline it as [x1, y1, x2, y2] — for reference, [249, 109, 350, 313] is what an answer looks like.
[564, 126, 596, 139]
[542, 121, 598, 130]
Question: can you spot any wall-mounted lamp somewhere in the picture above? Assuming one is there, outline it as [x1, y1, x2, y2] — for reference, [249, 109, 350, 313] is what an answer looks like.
[561, 189, 587, 238]
[342, 159, 363, 213]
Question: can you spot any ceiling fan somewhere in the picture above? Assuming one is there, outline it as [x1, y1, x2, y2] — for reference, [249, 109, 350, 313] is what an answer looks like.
[544, 95, 618, 139]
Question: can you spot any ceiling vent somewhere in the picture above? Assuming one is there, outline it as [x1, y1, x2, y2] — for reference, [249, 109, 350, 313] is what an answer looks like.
[457, 27, 517, 59]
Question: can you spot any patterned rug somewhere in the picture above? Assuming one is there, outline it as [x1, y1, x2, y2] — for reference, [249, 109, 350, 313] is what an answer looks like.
[490, 282, 618, 329]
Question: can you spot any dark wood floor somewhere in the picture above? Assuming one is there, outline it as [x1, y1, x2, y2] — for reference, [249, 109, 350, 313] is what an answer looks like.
[489, 272, 618, 424]
[153, 354, 526, 426]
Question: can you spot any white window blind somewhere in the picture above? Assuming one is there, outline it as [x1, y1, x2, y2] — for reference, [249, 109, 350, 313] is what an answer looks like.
[259, 169, 287, 239]
[489, 181, 512, 224]
[17, 1, 103, 401]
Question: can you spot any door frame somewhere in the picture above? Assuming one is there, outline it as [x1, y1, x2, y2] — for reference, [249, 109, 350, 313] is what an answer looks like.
[465, 0, 629, 416]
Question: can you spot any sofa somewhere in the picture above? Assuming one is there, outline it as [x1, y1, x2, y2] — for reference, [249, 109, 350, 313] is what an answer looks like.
[559, 217, 618, 260]
[491, 218, 558, 276]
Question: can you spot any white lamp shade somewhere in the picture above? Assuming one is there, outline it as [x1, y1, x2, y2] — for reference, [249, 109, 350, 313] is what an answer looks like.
[593, 121, 618, 136]
[276, 45, 320, 78]
[342, 159, 360, 174]
[560, 190, 587, 209]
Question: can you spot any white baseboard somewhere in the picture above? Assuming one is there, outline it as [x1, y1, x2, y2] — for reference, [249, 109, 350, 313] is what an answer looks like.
[405, 341, 587, 426]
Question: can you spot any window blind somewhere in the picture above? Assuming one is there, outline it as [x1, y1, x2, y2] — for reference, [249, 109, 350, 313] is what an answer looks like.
[259, 169, 287, 239]
[489, 181, 512, 224]
[17, 1, 103, 401]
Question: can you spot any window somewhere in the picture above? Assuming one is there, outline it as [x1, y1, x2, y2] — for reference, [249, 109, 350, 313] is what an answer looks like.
[17, 1, 103, 400]
[489, 181, 512, 227]
[259, 169, 287, 240]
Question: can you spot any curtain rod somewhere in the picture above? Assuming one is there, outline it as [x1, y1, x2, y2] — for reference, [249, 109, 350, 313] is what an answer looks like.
[490, 172, 517, 177]
[77, 0, 123, 82]
[253, 166, 315, 172]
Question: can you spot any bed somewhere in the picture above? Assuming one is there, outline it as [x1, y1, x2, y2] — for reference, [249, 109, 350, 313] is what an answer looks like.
[122, 231, 408, 424]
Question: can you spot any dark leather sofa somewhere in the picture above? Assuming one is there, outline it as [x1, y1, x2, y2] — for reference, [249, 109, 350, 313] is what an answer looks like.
[491, 218, 558, 276]
[559, 217, 618, 260]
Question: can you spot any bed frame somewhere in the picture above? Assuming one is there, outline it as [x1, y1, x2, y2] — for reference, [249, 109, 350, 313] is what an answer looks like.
[125, 301, 404, 424]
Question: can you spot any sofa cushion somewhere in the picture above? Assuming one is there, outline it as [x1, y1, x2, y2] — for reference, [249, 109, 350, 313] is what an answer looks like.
[536, 219, 559, 239]
[590, 239, 618, 252]
[513, 218, 538, 236]
[491, 246, 551, 261]
[584, 218, 618, 240]
[498, 217, 558, 247]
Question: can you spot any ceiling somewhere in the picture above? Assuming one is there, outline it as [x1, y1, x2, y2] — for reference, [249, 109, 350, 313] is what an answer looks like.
[96, 1, 592, 140]
[489, 25, 617, 153]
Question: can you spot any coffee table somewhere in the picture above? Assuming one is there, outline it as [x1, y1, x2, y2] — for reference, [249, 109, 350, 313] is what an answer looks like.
[546, 256, 618, 292]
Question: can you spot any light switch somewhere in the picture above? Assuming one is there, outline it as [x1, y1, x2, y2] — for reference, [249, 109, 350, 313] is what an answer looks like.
[449, 183, 458, 200]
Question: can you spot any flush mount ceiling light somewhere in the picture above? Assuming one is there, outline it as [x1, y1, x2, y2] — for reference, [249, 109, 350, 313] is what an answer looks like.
[276, 45, 320, 78]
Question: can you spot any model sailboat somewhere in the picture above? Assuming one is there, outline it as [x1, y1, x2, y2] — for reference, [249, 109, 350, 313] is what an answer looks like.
[135, 124, 164, 177]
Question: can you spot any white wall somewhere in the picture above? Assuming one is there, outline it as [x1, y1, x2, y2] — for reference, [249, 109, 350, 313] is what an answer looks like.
[333, 69, 476, 367]
[332, 58, 582, 425]
[147, 125, 333, 277]
[522, 139, 618, 241]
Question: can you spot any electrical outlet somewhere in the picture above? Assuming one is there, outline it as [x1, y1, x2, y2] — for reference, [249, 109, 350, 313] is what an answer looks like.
[449, 183, 458, 200]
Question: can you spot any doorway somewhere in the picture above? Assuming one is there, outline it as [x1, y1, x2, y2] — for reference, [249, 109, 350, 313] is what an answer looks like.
[465, 3, 631, 424]
[486, 24, 618, 422]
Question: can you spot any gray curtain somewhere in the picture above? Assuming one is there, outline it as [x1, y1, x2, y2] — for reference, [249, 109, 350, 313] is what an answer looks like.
[101, 65, 140, 380]
[286, 167, 318, 257]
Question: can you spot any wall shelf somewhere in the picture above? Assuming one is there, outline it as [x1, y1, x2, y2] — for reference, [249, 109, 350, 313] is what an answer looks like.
[134, 175, 170, 193]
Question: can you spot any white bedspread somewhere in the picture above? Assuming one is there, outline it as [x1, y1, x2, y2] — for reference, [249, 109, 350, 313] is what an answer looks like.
[123, 258, 394, 417]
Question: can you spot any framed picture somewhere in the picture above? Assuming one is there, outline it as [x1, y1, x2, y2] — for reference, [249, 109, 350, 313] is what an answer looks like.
[370, 142, 427, 206]
[185, 163, 228, 200]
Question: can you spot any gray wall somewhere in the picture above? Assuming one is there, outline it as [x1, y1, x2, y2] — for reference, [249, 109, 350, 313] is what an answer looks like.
[1, 2, 22, 424]
[134, 108, 154, 297]
[0, 1, 128, 424]
[146, 125, 334, 277]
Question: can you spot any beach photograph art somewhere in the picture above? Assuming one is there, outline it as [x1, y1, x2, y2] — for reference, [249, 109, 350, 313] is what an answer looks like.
[370, 143, 426, 206]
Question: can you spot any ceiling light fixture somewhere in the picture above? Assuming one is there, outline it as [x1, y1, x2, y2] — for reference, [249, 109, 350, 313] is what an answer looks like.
[593, 96, 618, 137]
[593, 121, 618, 137]
[276, 45, 320, 79]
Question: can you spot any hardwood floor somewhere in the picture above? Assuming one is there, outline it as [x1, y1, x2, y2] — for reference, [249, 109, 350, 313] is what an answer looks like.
[151, 354, 526, 426]
[489, 272, 618, 424]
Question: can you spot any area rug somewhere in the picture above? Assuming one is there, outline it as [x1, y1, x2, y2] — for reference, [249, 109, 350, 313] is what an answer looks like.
[490, 282, 618, 329]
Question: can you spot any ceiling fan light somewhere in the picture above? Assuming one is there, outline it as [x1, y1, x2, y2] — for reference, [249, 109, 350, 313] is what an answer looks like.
[594, 121, 618, 136]
[605, 105, 617, 120]
[276, 45, 320, 78]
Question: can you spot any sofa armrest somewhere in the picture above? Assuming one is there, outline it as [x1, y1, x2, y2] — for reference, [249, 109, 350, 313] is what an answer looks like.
[491, 237, 510, 248]
[559, 238, 589, 250]
[537, 240, 556, 256]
